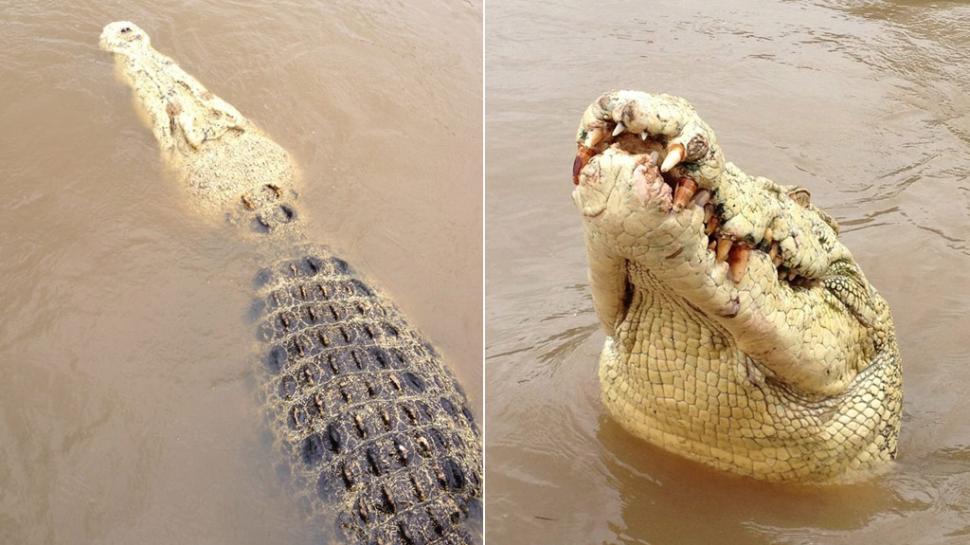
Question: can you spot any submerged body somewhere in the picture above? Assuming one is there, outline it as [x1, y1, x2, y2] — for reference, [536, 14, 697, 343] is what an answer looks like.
[572, 91, 901, 483]
[100, 21, 481, 543]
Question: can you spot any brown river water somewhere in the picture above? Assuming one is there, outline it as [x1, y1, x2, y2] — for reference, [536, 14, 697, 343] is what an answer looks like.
[486, 1, 970, 544]
[0, 2, 481, 544]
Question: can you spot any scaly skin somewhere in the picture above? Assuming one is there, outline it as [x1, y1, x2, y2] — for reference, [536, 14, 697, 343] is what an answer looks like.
[572, 91, 901, 483]
[100, 21, 482, 543]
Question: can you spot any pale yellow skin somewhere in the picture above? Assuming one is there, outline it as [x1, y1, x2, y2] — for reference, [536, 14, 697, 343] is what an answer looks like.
[99, 21, 297, 228]
[573, 91, 902, 483]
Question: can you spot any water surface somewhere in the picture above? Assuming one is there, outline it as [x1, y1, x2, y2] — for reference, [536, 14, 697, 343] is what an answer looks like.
[485, 1, 970, 543]
[0, 2, 481, 543]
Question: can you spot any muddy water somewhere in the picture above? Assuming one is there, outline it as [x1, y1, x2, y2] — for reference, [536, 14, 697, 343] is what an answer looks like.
[486, 1, 970, 544]
[0, 2, 481, 543]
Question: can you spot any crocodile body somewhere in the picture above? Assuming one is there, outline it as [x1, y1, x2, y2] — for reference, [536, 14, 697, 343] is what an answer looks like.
[100, 21, 481, 543]
[571, 91, 901, 483]
[257, 253, 480, 544]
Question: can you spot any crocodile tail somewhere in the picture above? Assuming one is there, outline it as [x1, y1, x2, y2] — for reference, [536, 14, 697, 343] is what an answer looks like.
[254, 252, 482, 545]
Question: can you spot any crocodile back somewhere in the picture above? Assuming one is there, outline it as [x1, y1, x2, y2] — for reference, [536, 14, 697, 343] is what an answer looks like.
[255, 253, 482, 544]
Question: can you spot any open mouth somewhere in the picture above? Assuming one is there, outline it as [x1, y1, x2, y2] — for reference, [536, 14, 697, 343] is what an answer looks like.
[573, 118, 820, 289]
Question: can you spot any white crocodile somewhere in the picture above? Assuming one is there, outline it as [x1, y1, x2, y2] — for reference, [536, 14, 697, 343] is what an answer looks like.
[572, 90, 902, 483]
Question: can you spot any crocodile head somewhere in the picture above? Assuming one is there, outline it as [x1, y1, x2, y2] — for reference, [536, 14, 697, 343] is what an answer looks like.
[100, 21, 298, 232]
[572, 91, 901, 481]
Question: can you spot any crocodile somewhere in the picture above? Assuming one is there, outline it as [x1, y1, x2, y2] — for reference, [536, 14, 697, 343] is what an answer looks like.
[99, 21, 482, 543]
[571, 90, 902, 483]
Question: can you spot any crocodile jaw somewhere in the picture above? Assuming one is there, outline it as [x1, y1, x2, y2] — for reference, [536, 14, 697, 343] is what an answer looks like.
[573, 144, 878, 396]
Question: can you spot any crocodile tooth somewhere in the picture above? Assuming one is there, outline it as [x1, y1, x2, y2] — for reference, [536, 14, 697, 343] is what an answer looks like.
[673, 178, 698, 209]
[764, 227, 773, 243]
[587, 126, 607, 147]
[705, 214, 720, 236]
[692, 189, 711, 207]
[716, 238, 733, 262]
[729, 244, 751, 283]
[641, 131, 649, 141]
[612, 122, 626, 137]
[708, 239, 717, 252]
[572, 145, 596, 185]
[768, 242, 779, 261]
[572, 156, 583, 184]
[788, 269, 798, 281]
[661, 142, 685, 172]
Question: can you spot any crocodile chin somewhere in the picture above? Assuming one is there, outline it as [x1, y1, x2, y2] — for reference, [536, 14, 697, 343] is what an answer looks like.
[573, 91, 902, 483]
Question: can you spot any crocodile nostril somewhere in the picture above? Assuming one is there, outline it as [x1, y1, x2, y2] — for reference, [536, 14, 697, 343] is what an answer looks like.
[121, 27, 131, 33]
